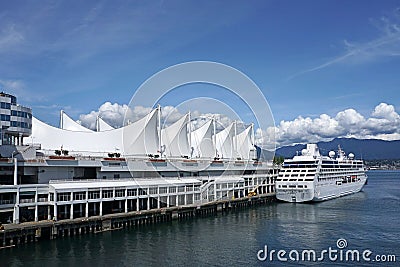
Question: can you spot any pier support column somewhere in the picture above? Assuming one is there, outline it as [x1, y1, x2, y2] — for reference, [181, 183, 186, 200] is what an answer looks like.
[147, 197, 150, 210]
[13, 186, 20, 224]
[54, 204, 58, 221]
[13, 204, 20, 224]
[70, 203, 74, 220]
[136, 198, 139, 211]
[157, 196, 160, 209]
[99, 201, 103, 216]
[125, 199, 128, 213]
[167, 194, 170, 208]
[48, 206, 52, 220]
[85, 202, 89, 217]
[34, 190, 39, 221]
[34, 205, 38, 222]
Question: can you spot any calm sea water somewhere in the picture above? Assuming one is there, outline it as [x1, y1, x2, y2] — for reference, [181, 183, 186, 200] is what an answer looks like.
[1, 170, 399, 266]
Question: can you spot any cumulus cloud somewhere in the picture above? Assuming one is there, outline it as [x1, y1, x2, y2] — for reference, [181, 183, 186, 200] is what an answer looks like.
[78, 102, 244, 134]
[78, 101, 400, 148]
[259, 102, 400, 147]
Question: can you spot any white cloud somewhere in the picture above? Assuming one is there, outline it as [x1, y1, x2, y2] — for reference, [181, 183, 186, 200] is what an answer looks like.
[259, 102, 400, 147]
[78, 102, 130, 130]
[78, 101, 400, 148]
[78, 102, 243, 133]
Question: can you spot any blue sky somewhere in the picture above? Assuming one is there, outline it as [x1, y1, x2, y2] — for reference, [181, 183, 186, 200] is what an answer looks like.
[1, 0, 400, 146]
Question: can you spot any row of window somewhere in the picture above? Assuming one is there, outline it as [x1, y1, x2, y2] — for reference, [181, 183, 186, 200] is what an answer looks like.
[11, 121, 31, 129]
[278, 184, 308, 189]
[276, 178, 314, 182]
[11, 110, 32, 119]
[282, 169, 315, 173]
[283, 165, 317, 168]
[0, 102, 11, 109]
[54, 186, 202, 201]
[279, 173, 315, 177]
[0, 114, 10, 121]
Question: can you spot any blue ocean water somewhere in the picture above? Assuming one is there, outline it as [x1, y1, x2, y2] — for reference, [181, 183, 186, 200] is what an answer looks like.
[1, 170, 399, 266]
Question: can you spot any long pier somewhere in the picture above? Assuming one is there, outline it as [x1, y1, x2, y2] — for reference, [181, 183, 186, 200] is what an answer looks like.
[0, 194, 275, 248]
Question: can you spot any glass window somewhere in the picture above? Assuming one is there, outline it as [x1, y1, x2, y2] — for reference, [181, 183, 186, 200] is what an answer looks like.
[102, 190, 113, 198]
[127, 189, 137, 196]
[115, 189, 125, 197]
[88, 191, 100, 199]
[57, 192, 71, 201]
[73, 191, 86, 200]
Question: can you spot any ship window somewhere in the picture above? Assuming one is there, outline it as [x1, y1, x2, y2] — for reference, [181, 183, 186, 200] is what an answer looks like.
[289, 185, 296, 188]
[298, 185, 303, 188]
[282, 185, 287, 188]
[304, 185, 308, 188]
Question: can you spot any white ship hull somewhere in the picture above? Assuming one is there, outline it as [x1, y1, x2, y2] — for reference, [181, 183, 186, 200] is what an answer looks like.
[276, 174, 367, 203]
[312, 175, 367, 201]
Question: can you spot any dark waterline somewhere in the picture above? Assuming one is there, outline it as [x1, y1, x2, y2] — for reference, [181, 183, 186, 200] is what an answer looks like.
[1, 171, 399, 266]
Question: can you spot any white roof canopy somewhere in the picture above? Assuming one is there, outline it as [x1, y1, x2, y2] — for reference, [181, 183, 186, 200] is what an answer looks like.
[96, 116, 115, 131]
[60, 110, 93, 132]
[233, 125, 253, 159]
[25, 106, 256, 160]
[161, 113, 190, 157]
[26, 108, 160, 157]
[190, 119, 215, 158]
[214, 122, 234, 159]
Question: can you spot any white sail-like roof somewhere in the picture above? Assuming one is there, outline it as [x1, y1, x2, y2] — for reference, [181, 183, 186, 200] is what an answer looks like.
[60, 111, 93, 132]
[25, 109, 159, 157]
[161, 113, 190, 157]
[190, 119, 215, 158]
[233, 125, 253, 159]
[96, 116, 115, 131]
[214, 122, 234, 159]
[123, 108, 159, 157]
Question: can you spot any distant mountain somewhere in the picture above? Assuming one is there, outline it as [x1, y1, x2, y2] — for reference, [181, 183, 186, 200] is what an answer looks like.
[275, 138, 400, 160]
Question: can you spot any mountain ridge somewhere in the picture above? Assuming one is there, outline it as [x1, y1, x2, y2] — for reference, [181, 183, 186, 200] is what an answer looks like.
[275, 138, 400, 160]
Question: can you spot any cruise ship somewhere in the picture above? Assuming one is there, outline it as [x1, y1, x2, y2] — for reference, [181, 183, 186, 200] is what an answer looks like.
[0, 93, 277, 224]
[275, 144, 367, 202]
